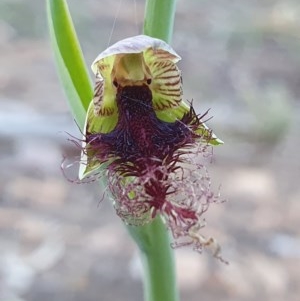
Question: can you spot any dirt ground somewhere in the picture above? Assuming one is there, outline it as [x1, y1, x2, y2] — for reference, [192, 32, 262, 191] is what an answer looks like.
[0, 0, 300, 301]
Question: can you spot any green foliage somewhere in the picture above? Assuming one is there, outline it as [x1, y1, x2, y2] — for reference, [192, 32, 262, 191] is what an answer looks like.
[47, 0, 93, 129]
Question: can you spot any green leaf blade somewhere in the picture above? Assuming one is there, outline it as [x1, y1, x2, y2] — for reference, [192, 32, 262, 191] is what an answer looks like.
[47, 0, 93, 129]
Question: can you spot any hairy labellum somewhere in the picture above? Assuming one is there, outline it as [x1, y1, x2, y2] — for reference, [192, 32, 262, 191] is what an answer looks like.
[87, 84, 196, 162]
[77, 35, 225, 260]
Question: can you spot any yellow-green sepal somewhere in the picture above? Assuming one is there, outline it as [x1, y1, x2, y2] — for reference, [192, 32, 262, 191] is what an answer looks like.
[78, 100, 117, 180]
[196, 123, 224, 145]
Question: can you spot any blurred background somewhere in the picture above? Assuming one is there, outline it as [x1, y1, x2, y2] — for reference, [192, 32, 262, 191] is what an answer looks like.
[0, 0, 299, 300]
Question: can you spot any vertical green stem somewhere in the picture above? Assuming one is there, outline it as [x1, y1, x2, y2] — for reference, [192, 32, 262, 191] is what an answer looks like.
[143, 0, 177, 43]
[126, 1, 179, 301]
[127, 217, 179, 301]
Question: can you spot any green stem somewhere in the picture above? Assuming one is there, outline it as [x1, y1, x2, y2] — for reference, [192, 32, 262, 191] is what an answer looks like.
[126, 1, 179, 301]
[143, 0, 177, 43]
[127, 217, 179, 301]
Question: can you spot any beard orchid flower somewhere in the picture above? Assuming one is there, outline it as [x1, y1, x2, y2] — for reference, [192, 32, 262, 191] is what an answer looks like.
[76, 35, 225, 260]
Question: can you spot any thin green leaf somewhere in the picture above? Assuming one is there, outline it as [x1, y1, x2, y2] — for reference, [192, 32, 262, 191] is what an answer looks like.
[47, 0, 93, 129]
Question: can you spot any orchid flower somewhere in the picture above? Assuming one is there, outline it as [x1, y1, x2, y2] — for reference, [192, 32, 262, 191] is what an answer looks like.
[47, 1, 226, 301]
[78, 35, 224, 254]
